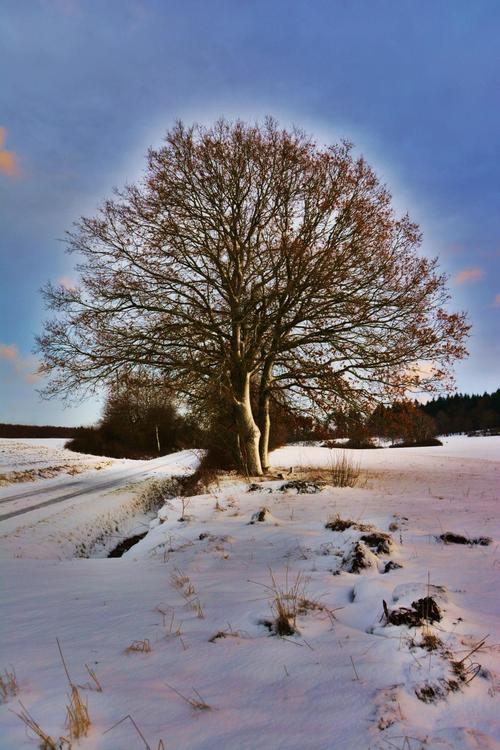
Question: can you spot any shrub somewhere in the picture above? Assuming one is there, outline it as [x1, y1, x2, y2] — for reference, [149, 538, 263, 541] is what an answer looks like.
[328, 450, 360, 487]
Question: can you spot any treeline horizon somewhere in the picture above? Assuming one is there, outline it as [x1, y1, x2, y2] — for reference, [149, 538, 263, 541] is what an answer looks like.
[1, 387, 498, 443]
[420, 388, 500, 435]
[0, 423, 87, 438]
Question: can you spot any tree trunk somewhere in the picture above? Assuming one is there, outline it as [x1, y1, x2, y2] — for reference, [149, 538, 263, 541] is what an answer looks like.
[258, 391, 271, 472]
[257, 361, 273, 472]
[233, 372, 262, 476]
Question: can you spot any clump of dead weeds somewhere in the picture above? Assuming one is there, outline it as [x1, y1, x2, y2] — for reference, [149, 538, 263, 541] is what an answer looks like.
[280, 479, 325, 494]
[359, 531, 392, 554]
[439, 532, 492, 546]
[0, 667, 18, 703]
[247, 482, 273, 493]
[383, 597, 442, 627]
[325, 514, 373, 532]
[254, 569, 333, 637]
[249, 507, 270, 524]
[342, 541, 379, 573]
[419, 633, 444, 652]
[382, 560, 403, 574]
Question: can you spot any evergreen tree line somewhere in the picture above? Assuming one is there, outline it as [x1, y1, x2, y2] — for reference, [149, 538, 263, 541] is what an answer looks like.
[420, 389, 500, 435]
[329, 388, 500, 448]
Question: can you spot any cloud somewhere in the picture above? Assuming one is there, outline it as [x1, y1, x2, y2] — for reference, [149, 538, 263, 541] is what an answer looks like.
[58, 275, 77, 290]
[453, 267, 484, 285]
[0, 127, 21, 178]
[0, 343, 40, 384]
[494, 294, 500, 308]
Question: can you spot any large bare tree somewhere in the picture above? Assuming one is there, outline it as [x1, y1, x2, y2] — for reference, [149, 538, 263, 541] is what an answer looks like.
[37, 118, 469, 474]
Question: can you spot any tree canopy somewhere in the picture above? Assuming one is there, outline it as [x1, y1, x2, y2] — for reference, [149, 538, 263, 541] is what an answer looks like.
[37, 118, 469, 474]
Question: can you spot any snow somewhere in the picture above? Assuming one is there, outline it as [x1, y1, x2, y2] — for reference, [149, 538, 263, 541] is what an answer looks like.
[0, 437, 119, 485]
[1, 436, 499, 749]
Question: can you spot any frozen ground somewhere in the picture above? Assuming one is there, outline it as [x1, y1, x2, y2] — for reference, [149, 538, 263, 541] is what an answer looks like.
[1, 436, 499, 749]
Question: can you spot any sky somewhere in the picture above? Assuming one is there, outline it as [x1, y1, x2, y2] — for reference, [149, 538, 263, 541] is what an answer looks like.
[1, 0, 499, 426]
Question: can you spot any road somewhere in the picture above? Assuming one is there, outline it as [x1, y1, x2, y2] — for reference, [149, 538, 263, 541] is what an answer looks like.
[0, 449, 199, 523]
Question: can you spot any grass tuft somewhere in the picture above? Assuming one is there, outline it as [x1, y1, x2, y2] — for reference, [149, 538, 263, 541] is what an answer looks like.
[104, 713, 165, 749]
[125, 639, 152, 654]
[0, 667, 18, 703]
[328, 450, 360, 488]
[12, 701, 71, 750]
[65, 685, 91, 740]
[165, 682, 212, 711]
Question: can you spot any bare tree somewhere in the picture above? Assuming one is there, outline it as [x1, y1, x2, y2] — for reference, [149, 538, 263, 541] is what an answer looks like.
[37, 118, 469, 475]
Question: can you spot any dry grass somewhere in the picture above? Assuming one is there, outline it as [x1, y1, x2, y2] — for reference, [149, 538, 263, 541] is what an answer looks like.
[12, 701, 71, 749]
[170, 566, 194, 594]
[83, 664, 102, 692]
[55, 638, 91, 741]
[209, 626, 242, 642]
[157, 606, 183, 636]
[0, 666, 18, 703]
[253, 568, 337, 636]
[268, 569, 305, 635]
[65, 685, 91, 740]
[165, 682, 212, 711]
[328, 449, 361, 488]
[104, 714, 165, 749]
[253, 569, 304, 635]
[125, 639, 152, 654]
[12, 640, 93, 748]
[325, 513, 372, 532]
[138, 477, 183, 513]
[170, 567, 205, 618]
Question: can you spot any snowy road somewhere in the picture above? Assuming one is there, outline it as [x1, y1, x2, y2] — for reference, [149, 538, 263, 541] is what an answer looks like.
[0, 450, 198, 522]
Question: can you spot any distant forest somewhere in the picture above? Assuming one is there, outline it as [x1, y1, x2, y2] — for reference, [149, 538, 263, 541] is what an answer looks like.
[1, 388, 498, 442]
[0, 423, 86, 438]
[421, 389, 500, 434]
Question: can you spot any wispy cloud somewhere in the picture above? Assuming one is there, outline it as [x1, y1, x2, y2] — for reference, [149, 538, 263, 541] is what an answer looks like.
[0, 343, 40, 384]
[58, 275, 77, 290]
[454, 267, 484, 285]
[0, 127, 21, 178]
[494, 294, 500, 308]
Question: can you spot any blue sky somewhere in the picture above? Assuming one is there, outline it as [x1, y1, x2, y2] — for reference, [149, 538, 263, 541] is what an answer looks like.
[1, 0, 499, 426]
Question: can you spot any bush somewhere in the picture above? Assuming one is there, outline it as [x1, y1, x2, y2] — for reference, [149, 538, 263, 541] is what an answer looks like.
[328, 450, 361, 487]
[389, 437, 443, 448]
[66, 376, 203, 459]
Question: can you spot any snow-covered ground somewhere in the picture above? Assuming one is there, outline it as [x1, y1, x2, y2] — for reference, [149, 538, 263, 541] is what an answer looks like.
[0, 437, 117, 485]
[1, 436, 499, 749]
[0, 439, 200, 559]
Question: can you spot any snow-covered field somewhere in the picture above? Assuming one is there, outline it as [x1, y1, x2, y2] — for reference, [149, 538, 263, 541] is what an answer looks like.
[0, 438, 117, 485]
[1, 436, 499, 749]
